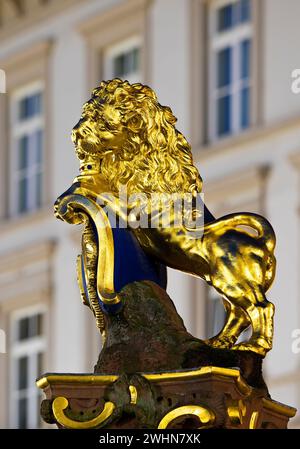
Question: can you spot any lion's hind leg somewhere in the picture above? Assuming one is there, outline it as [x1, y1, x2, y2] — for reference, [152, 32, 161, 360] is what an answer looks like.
[206, 297, 251, 349]
[232, 287, 275, 356]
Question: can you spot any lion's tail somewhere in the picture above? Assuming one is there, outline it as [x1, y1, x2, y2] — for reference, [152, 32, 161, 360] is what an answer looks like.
[204, 212, 276, 253]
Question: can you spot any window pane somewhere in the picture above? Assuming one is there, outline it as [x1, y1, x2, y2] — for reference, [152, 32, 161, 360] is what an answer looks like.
[35, 172, 42, 208]
[217, 95, 231, 136]
[240, 86, 250, 128]
[240, 39, 251, 79]
[18, 177, 28, 213]
[35, 129, 43, 164]
[125, 47, 139, 74]
[37, 352, 44, 377]
[18, 313, 43, 340]
[18, 136, 29, 170]
[218, 4, 234, 32]
[131, 48, 139, 73]
[239, 0, 251, 23]
[34, 92, 42, 115]
[29, 313, 43, 338]
[113, 47, 140, 78]
[114, 54, 126, 78]
[18, 397, 27, 429]
[19, 92, 42, 121]
[18, 317, 30, 340]
[18, 356, 28, 390]
[124, 52, 131, 75]
[37, 313, 43, 335]
[19, 98, 27, 121]
[217, 47, 232, 88]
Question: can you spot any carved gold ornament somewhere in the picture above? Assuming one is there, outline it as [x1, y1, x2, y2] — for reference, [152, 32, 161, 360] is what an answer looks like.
[158, 405, 216, 429]
[52, 397, 115, 429]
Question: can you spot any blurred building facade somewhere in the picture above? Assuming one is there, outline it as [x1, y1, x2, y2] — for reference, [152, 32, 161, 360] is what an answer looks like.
[0, 0, 299, 428]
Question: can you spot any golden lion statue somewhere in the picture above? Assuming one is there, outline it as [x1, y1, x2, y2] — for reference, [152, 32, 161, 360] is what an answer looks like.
[61, 79, 276, 357]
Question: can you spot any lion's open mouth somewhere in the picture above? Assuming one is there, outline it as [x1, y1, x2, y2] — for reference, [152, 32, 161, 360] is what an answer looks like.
[79, 140, 98, 154]
[76, 141, 114, 160]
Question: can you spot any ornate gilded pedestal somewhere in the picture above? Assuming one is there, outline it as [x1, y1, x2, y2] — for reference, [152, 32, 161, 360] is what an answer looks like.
[37, 368, 296, 429]
[37, 79, 296, 429]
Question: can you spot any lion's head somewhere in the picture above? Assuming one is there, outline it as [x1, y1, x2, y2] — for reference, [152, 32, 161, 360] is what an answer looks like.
[72, 78, 202, 195]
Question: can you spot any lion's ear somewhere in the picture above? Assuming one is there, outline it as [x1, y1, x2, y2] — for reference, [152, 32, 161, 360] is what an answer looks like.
[126, 111, 144, 133]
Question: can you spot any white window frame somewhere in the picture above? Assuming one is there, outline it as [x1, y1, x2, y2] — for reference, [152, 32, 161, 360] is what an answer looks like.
[9, 81, 45, 218]
[208, 0, 253, 142]
[103, 35, 142, 84]
[9, 304, 47, 429]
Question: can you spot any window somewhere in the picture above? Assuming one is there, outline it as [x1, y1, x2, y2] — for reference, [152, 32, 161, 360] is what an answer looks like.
[10, 83, 44, 216]
[104, 36, 141, 83]
[10, 308, 46, 429]
[209, 0, 252, 141]
[206, 286, 226, 338]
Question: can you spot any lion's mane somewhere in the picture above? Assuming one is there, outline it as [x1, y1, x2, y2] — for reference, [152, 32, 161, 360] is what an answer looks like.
[79, 79, 202, 196]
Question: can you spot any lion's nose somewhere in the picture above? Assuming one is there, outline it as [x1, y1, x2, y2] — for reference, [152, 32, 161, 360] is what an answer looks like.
[71, 128, 78, 143]
[54, 198, 61, 217]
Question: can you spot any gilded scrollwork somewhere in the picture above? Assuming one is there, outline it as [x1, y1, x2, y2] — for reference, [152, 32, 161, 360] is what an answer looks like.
[157, 405, 215, 429]
[52, 396, 115, 429]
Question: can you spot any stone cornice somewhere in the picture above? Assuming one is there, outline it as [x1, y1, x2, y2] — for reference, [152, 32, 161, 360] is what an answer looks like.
[0, 239, 57, 274]
[194, 115, 300, 164]
[0, 239, 57, 303]
[203, 165, 269, 204]
[0, 207, 53, 237]
[0, 0, 85, 43]
[78, 0, 150, 38]
[0, 40, 52, 71]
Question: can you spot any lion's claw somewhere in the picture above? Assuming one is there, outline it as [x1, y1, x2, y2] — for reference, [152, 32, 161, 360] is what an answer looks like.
[205, 336, 236, 349]
[232, 338, 272, 357]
